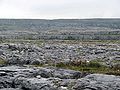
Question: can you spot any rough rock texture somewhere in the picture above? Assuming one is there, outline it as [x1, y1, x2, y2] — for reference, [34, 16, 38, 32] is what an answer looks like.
[73, 74, 120, 90]
[0, 89, 20, 90]
[0, 66, 82, 90]
[0, 66, 120, 90]
[0, 43, 120, 90]
[0, 43, 120, 66]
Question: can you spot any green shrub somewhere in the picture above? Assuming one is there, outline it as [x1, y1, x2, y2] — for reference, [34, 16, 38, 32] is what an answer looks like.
[56, 62, 67, 68]
[87, 61, 102, 68]
[0, 58, 6, 65]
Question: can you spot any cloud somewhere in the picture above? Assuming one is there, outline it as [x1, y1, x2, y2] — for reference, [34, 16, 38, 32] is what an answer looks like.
[0, 0, 120, 19]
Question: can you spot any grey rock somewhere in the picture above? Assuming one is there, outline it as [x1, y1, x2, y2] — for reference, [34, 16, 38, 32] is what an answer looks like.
[14, 77, 56, 90]
[38, 67, 82, 79]
[73, 74, 120, 90]
[0, 66, 82, 90]
[0, 43, 119, 67]
[53, 68, 82, 79]
[0, 88, 21, 90]
[0, 66, 120, 90]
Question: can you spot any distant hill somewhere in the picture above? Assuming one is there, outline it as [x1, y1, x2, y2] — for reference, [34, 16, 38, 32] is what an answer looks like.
[0, 19, 120, 40]
[0, 19, 120, 30]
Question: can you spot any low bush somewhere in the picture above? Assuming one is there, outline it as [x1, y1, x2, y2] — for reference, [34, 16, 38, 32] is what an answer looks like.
[0, 58, 7, 65]
[87, 61, 102, 68]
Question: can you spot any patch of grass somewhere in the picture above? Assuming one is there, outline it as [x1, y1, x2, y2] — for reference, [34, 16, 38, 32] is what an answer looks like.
[32, 60, 120, 76]
[0, 58, 7, 65]
[112, 60, 120, 63]
[52, 61, 120, 76]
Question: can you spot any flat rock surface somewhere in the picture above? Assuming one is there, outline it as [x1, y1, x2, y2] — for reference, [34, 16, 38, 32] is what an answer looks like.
[73, 74, 120, 90]
[0, 66, 120, 90]
[0, 66, 82, 90]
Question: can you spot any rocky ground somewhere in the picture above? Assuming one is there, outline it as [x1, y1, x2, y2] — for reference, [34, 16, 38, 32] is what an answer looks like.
[0, 42, 120, 66]
[0, 66, 120, 90]
[0, 42, 120, 90]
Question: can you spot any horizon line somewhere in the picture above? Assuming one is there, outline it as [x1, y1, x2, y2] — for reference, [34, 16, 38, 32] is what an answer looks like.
[0, 17, 120, 20]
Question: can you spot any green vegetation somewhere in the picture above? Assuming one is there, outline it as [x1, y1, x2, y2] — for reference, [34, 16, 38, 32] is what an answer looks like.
[36, 60, 120, 76]
[56, 61, 107, 72]
[0, 39, 120, 45]
[0, 58, 6, 65]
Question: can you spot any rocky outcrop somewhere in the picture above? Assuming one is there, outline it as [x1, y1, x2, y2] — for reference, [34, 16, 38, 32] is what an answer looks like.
[73, 74, 120, 90]
[0, 66, 83, 90]
[0, 66, 120, 90]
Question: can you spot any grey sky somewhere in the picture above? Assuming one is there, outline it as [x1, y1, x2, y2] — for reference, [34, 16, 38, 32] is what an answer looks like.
[0, 0, 120, 19]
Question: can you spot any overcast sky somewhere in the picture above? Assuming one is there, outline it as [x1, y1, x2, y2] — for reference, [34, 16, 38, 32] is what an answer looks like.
[0, 0, 120, 19]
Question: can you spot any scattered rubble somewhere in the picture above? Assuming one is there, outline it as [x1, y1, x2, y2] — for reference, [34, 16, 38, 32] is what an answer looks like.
[0, 42, 119, 90]
[0, 43, 119, 66]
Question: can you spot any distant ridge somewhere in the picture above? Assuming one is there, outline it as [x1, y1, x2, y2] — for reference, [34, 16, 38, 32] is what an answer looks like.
[0, 18, 120, 20]
[0, 18, 120, 40]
